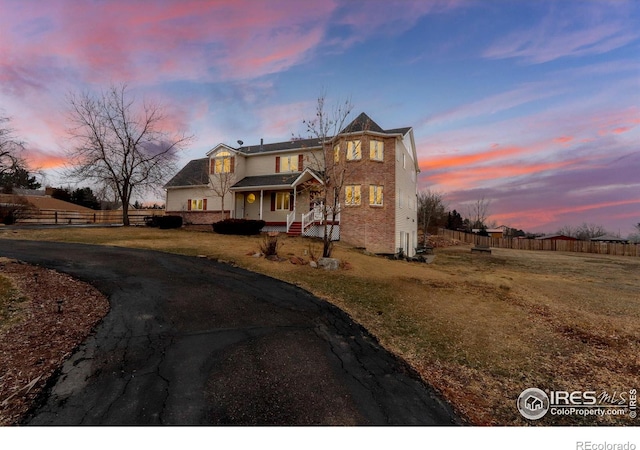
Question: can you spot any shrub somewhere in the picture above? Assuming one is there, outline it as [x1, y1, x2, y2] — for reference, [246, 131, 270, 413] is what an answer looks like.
[212, 219, 265, 235]
[148, 215, 183, 229]
[260, 232, 281, 257]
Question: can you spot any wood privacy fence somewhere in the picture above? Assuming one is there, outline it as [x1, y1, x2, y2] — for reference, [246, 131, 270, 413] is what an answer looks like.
[438, 228, 640, 257]
[16, 209, 165, 226]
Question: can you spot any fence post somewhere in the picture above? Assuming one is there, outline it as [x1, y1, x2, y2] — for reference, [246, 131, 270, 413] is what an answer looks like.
[54, 211, 58, 224]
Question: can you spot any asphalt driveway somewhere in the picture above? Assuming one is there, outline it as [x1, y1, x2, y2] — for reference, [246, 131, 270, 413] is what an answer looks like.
[1, 240, 460, 425]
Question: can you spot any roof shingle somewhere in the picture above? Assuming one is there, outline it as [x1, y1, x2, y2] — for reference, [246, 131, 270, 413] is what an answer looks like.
[164, 158, 209, 188]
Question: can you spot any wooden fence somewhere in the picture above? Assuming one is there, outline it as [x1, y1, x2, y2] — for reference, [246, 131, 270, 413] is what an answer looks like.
[438, 228, 639, 257]
[16, 209, 165, 226]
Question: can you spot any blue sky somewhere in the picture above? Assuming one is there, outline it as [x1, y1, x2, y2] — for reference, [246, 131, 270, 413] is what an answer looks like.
[1, 0, 638, 234]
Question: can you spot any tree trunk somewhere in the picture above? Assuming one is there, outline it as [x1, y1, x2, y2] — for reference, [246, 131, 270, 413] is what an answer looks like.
[122, 203, 130, 226]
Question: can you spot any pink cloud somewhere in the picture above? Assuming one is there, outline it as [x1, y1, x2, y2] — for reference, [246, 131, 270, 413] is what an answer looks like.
[0, 0, 338, 90]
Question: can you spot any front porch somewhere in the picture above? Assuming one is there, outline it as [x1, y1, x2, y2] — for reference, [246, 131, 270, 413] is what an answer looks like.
[230, 170, 340, 238]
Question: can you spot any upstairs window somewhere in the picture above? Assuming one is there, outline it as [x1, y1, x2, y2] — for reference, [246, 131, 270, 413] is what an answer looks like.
[213, 151, 234, 174]
[346, 140, 361, 161]
[276, 154, 303, 173]
[370, 140, 383, 161]
[369, 185, 383, 206]
[345, 185, 361, 206]
[333, 144, 340, 163]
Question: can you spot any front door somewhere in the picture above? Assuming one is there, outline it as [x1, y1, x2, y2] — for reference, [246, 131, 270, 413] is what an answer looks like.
[235, 193, 245, 219]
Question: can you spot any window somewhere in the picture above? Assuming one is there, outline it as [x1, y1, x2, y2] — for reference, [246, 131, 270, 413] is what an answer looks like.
[370, 140, 383, 161]
[276, 155, 302, 173]
[281, 155, 298, 172]
[275, 192, 290, 210]
[346, 140, 361, 160]
[369, 185, 383, 206]
[345, 185, 361, 206]
[188, 199, 207, 211]
[333, 144, 340, 163]
[213, 150, 233, 174]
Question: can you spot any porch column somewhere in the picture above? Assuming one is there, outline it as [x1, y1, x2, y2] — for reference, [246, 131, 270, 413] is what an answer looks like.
[293, 188, 297, 216]
[259, 190, 264, 220]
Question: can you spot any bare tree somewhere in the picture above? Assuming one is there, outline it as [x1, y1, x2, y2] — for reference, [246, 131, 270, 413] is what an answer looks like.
[417, 189, 446, 244]
[302, 92, 354, 258]
[466, 196, 491, 229]
[628, 223, 640, 243]
[208, 152, 236, 221]
[64, 84, 193, 225]
[575, 223, 607, 240]
[0, 115, 24, 179]
[556, 225, 577, 237]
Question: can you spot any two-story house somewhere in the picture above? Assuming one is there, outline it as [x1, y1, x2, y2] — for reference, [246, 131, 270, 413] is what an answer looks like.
[164, 113, 420, 256]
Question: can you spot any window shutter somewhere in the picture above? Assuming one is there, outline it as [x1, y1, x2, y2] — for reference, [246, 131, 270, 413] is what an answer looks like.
[210, 159, 215, 174]
[275, 156, 280, 173]
[203, 199, 207, 211]
[229, 157, 235, 173]
[187, 199, 192, 211]
[298, 154, 303, 171]
[271, 192, 276, 211]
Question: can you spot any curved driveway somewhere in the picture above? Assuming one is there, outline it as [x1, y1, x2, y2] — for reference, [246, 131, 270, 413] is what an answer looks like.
[1, 240, 459, 425]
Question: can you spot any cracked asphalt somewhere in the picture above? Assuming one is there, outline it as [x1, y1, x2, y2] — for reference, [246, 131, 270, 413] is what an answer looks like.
[1, 240, 460, 425]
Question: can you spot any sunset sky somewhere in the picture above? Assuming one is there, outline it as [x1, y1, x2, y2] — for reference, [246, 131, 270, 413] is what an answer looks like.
[1, 0, 638, 235]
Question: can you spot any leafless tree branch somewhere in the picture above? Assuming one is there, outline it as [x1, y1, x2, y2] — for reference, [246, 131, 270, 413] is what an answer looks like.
[63, 83, 193, 225]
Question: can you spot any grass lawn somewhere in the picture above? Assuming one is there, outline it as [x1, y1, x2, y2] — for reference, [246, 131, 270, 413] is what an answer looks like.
[1, 226, 639, 425]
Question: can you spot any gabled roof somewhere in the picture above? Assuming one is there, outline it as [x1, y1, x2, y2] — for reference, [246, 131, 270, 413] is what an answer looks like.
[231, 173, 300, 190]
[164, 158, 209, 188]
[341, 112, 385, 134]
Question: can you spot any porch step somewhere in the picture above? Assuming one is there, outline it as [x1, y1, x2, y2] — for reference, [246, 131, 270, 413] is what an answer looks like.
[287, 222, 302, 236]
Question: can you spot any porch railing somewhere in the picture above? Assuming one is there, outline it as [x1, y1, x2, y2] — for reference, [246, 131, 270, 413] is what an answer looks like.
[301, 209, 315, 231]
[286, 209, 296, 232]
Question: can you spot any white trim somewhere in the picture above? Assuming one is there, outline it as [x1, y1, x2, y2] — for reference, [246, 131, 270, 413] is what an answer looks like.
[292, 168, 324, 187]
[206, 143, 239, 157]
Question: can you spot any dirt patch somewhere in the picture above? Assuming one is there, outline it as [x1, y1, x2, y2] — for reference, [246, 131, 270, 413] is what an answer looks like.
[0, 259, 109, 425]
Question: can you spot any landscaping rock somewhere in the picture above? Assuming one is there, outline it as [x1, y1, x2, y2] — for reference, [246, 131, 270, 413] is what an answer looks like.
[309, 261, 318, 268]
[318, 257, 340, 270]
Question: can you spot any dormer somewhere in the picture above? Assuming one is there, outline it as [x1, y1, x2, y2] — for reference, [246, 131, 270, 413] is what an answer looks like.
[206, 144, 244, 178]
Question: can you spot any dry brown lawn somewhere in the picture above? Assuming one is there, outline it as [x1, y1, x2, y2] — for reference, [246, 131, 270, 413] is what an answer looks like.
[1, 226, 638, 425]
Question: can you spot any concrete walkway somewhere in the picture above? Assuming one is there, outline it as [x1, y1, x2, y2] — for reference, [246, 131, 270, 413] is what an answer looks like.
[1, 240, 460, 425]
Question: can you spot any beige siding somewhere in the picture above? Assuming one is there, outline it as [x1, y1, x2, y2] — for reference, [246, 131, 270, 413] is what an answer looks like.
[165, 186, 234, 217]
[244, 148, 321, 176]
[395, 133, 418, 256]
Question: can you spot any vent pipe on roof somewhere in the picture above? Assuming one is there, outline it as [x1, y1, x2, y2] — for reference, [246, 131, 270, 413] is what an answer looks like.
[260, 138, 263, 151]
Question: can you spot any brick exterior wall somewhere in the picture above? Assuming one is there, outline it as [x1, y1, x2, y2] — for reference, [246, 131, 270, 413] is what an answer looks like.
[327, 135, 397, 254]
[168, 210, 230, 225]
